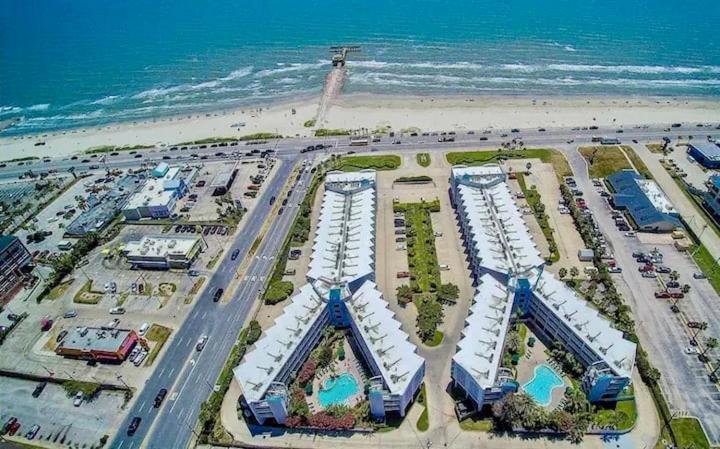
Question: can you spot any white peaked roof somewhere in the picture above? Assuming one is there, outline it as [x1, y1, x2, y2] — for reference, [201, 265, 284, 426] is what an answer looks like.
[345, 280, 424, 394]
[453, 274, 514, 388]
[532, 272, 636, 378]
[307, 172, 376, 286]
[234, 284, 325, 403]
[453, 165, 544, 275]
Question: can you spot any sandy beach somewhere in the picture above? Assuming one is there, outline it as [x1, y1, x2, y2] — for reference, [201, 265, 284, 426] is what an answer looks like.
[1, 94, 720, 162]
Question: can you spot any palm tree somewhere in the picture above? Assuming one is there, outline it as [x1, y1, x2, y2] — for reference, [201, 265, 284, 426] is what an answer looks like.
[700, 337, 719, 362]
[669, 271, 680, 282]
[710, 359, 720, 382]
[525, 162, 532, 174]
[569, 266, 579, 279]
[693, 322, 708, 341]
[558, 267, 567, 279]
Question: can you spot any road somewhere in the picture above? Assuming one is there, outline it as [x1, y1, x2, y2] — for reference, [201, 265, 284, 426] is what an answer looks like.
[4, 123, 720, 182]
[108, 155, 313, 449]
[559, 144, 720, 444]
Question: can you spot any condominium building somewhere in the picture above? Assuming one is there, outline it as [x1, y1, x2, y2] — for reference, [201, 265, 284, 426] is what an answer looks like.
[234, 171, 425, 426]
[0, 235, 32, 303]
[123, 235, 205, 269]
[449, 165, 636, 411]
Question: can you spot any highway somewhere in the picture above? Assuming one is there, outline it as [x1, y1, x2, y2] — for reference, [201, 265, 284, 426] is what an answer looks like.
[108, 155, 313, 449]
[3, 122, 720, 182]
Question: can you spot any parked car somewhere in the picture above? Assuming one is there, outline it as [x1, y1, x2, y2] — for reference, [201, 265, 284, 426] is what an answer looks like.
[25, 424, 40, 440]
[2, 417, 17, 433]
[73, 391, 84, 407]
[642, 272, 657, 278]
[109, 307, 126, 315]
[32, 381, 47, 398]
[693, 272, 707, 279]
[56, 330, 68, 342]
[654, 291, 670, 299]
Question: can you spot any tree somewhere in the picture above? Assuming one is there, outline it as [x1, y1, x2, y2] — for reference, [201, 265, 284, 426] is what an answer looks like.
[701, 337, 719, 362]
[415, 295, 443, 342]
[558, 267, 567, 279]
[569, 266, 579, 279]
[525, 162, 532, 174]
[436, 283, 459, 304]
[682, 283, 691, 294]
[492, 392, 535, 429]
[669, 270, 680, 282]
[396, 284, 414, 305]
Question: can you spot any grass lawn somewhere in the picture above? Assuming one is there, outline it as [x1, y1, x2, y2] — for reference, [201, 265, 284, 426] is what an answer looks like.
[656, 418, 711, 449]
[46, 279, 73, 300]
[73, 280, 103, 304]
[446, 148, 572, 180]
[144, 324, 173, 366]
[690, 244, 720, 295]
[334, 155, 401, 171]
[206, 249, 224, 269]
[459, 417, 494, 431]
[518, 323, 528, 357]
[425, 330, 444, 347]
[647, 143, 666, 154]
[623, 146, 653, 179]
[517, 173, 560, 262]
[314, 128, 352, 137]
[416, 153, 431, 167]
[403, 204, 441, 292]
[579, 146, 632, 178]
[416, 384, 429, 431]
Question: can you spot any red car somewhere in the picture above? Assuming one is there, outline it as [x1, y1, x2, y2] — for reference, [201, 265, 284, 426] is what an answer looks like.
[654, 291, 670, 299]
[670, 292, 684, 299]
[8, 420, 21, 436]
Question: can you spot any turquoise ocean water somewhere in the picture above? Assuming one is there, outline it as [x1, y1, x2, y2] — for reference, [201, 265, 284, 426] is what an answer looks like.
[1, 0, 719, 135]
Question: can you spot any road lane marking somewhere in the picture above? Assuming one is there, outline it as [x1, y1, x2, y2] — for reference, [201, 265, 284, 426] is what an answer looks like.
[138, 401, 146, 413]
[201, 311, 207, 319]
[159, 367, 166, 377]
[117, 441, 124, 449]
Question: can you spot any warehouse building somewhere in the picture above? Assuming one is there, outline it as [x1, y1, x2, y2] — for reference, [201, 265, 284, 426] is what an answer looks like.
[55, 326, 138, 363]
[123, 235, 205, 269]
[0, 235, 32, 303]
[688, 142, 720, 169]
[234, 171, 425, 426]
[122, 166, 189, 220]
[450, 165, 636, 413]
[607, 170, 681, 232]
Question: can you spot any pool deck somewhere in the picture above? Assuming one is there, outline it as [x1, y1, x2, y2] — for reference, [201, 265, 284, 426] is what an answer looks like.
[515, 327, 567, 409]
[307, 338, 366, 413]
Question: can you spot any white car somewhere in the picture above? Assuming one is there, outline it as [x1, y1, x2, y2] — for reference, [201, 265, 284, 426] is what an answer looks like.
[109, 307, 126, 315]
[196, 335, 208, 352]
[73, 391, 83, 407]
[685, 346, 698, 355]
[624, 231, 637, 237]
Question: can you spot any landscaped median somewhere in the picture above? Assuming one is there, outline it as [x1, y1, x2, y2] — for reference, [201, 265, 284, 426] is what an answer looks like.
[331, 154, 401, 171]
[416, 153, 431, 167]
[516, 173, 560, 263]
[394, 199, 458, 345]
[144, 324, 172, 366]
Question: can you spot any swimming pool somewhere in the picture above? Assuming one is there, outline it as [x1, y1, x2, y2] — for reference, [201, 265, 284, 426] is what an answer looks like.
[522, 364, 564, 407]
[318, 373, 360, 407]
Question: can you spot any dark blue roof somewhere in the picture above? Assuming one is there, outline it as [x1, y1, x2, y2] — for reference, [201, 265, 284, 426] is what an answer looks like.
[0, 235, 18, 253]
[607, 170, 682, 229]
[689, 142, 720, 162]
[711, 175, 720, 190]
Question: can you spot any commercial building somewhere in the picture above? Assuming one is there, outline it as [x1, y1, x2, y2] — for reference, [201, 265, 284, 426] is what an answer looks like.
[688, 142, 720, 169]
[0, 235, 32, 303]
[123, 235, 205, 269]
[234, 171, 424, 426]
[55, 326, 138, 362]
[210, 163, 238, 196]
[122, 166, 189, 220]
[449, 165, 636, 413]
[66, 175, 142, 236]
[607, 170, 682, 232]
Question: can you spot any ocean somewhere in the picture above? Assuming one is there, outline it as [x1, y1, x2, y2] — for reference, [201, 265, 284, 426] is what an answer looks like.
[1, 0, 719, 136]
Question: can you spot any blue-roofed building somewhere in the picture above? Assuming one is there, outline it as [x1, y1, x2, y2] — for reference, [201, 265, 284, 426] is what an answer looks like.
[688, 142, 720, 169]
[607, 170, 682, 232]
[151, 162, 170, 178]
[702, 175, 720, 222]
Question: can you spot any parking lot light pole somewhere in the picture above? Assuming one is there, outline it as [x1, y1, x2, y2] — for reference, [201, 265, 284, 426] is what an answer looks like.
[116, 374, 129, 388]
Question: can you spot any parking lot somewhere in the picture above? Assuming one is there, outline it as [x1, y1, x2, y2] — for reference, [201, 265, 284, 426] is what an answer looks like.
[563, 144, 720, 444]
[0, 376, 126, 448]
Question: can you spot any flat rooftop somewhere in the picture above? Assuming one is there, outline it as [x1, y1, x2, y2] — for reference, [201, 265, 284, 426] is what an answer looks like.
[124, 166, 181, 210]
[124, 235, 200, 258]
[690, 142, 720, 162]
[58, 326, 133, 353]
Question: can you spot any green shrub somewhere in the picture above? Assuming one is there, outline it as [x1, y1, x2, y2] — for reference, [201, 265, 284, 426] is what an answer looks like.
[264, 281, 294, 304]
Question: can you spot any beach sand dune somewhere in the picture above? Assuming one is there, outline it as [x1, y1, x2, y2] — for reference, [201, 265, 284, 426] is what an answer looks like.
[1, 95, 719, 161]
